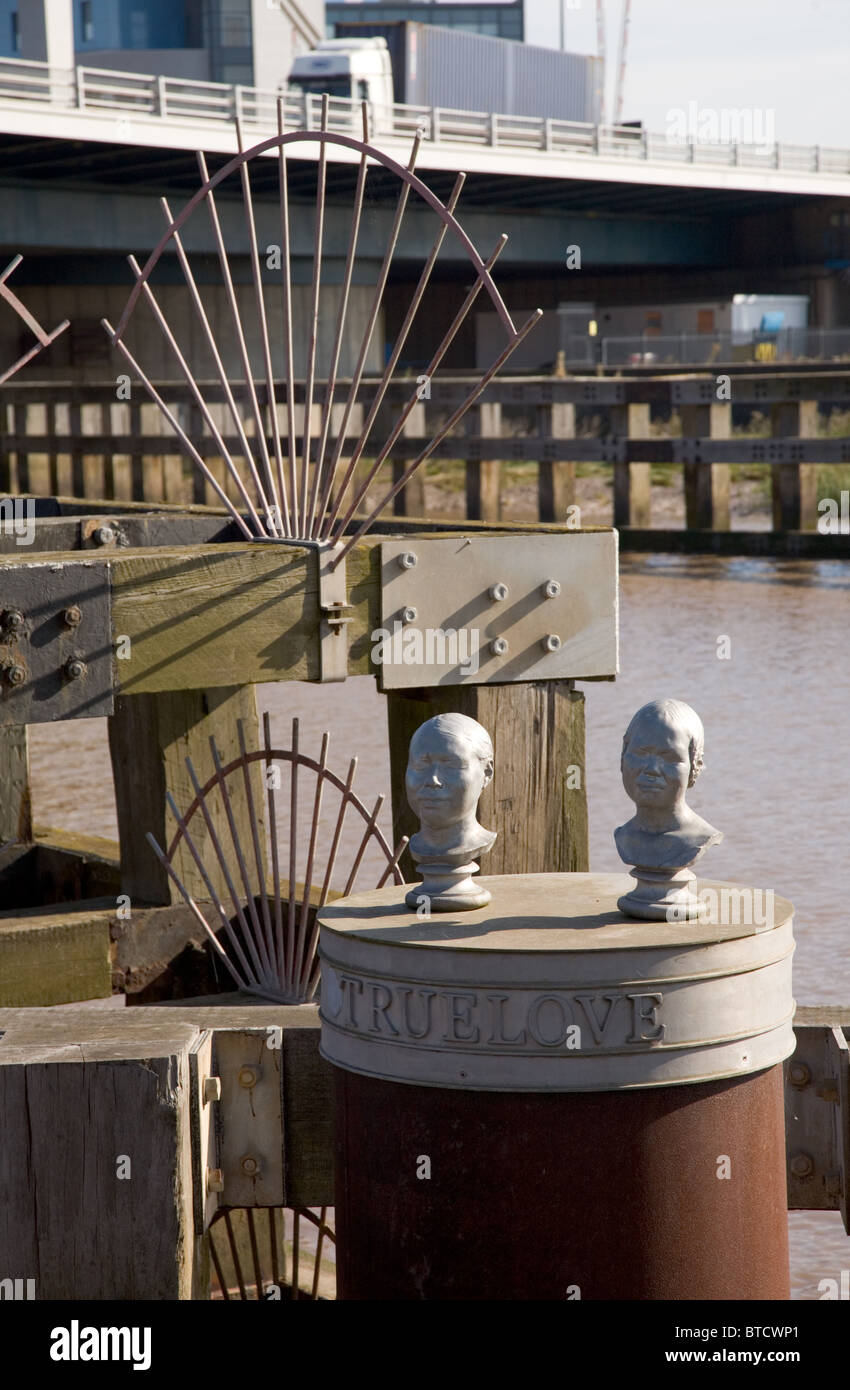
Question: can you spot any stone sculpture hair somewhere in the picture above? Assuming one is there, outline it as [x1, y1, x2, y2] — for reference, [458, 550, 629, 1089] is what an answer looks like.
[622, 698, 705, 788]
[413, 712, 494, 768]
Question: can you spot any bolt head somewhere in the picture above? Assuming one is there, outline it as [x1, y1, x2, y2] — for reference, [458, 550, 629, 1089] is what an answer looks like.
[63, 605, 82, 628]
[93, 525, 115, 547]
[542, 633, 562, 653]
[788, 1062, 810, 1088]
[241, 1155, 260, 1177]
[64, 657, 86, 681]
[206, 1168, 225, 1194]
[398, 551, 417, 570]
[6, 663, 26, 687]
[203, 1076, 222, 1104]
[542, 579, 561, 599]
[790, 1153, 814, 1178]
[490, 637, 509, 657]
[489, 582, 509, 602]
[401, 606, 418, 624]
[238, 1065, 259, 1089]
[4, 609, 24, 633]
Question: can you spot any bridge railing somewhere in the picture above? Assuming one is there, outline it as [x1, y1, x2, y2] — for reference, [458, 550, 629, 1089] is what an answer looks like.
[0, 55, 848, 177]
[1, 374, 848, 544]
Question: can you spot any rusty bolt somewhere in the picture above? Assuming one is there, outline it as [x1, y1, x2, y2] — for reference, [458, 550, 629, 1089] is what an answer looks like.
[398, 551, 417, 570]
[490, 637, 509, 657]
[401, 606, 418, 625]
[238, 1065, 260, 1089]
[63, 605, 82, 628]
[542, 579, 561, 599]
[6, 663, 26, 687]
[489, 582, 509, 602]
[3, 609, 24, 633]
[541, 633, 562, 653]
[788, 1062, 811, 1089]
[790, 1153, 814, 1178]
[64, 657, 86, 681]
[206, 1168, 225, 1194]
[240, 1155, 260, 1177]
[203, 1076, 222, 1104]
[92, 525, 115, 547]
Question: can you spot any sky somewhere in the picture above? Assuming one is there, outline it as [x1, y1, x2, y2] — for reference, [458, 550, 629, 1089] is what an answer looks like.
[436, 0, 850, 147]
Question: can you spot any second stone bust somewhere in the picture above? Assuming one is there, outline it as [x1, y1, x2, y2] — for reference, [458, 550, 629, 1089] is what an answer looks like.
[404, 712, 497, 911]
[614, 697, 723, 921]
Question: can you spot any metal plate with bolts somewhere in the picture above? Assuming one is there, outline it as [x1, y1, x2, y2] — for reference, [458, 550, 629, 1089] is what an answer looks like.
[377, 533, 618, 689]
[785, 1019, 850, 1233]
[318, 543, 351, 683]
[0, 560, 114, 723]
[189, 1031, 219, 1235]
[213, 1027, 285, 1208]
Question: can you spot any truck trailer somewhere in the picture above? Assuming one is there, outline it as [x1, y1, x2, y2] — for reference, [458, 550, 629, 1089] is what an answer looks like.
[288, 22, 601, 127]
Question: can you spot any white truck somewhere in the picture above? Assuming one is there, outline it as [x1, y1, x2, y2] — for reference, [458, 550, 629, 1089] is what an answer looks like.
[287, 38, 395, 131]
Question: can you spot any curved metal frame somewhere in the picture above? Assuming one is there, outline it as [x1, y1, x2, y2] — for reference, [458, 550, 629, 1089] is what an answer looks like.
[146, 715, 406, 1002]
[101, 106, 542, 548]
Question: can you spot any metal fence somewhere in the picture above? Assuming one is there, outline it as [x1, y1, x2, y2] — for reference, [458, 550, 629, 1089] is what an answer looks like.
[1, 55, 849, 175]
[601, 328, 850, 368]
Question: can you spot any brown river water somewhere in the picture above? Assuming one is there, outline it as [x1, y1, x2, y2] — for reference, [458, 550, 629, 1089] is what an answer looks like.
[28, 552, 850, 1300]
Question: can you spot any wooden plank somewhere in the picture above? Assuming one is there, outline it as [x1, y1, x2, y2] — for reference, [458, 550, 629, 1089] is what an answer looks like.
[109, 541, 318, 692]
[392, 399, 427, 517]
[283, 1022, 334, 1208]
[0, 724, 31, 844]
[108, 684, 262, 905]
[385, 680, 588, 883]
[0, 1017, 205, 1299]
[465, 402, 502, 522]
[0, 901, 112, 1007]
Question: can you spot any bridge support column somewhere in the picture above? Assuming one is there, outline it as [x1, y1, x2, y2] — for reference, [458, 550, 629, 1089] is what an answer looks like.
[682, 403, 731, 530]
[320, 873, 795, 1301]
[611, 404, 651, 527]
[771, 402, 819, 530]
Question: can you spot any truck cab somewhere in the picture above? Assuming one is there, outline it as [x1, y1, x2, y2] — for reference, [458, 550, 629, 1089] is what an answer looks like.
[287, 38, 395, 131]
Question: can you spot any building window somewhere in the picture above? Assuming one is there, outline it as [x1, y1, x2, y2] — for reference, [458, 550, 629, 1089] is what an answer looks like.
[80, 0, 93, 43]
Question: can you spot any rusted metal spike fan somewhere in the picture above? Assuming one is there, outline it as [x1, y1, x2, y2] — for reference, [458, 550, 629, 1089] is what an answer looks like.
[101, 99, 541, 549]
[208, 1206, 335, 1301]
[146, 713, 407, 1002]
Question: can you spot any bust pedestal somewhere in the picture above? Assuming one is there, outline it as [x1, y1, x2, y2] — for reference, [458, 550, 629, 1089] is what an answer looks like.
[319, 872, 795, 1301]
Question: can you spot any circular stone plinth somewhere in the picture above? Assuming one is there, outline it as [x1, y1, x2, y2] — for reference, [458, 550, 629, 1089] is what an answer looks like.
[318, 872, 795, 1092]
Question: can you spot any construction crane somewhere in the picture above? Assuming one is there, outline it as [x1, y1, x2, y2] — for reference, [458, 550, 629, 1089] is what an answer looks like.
[596, 0, 607, 125]
[612, 0, 632, 127]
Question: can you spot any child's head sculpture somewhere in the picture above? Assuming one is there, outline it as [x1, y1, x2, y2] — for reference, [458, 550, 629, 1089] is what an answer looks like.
[404, 712, 496, 913]
[615, 698, 722, 922]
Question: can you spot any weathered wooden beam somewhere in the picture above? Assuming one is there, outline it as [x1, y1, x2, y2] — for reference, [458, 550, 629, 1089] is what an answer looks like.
[0, 900, 112, 1007]
[0, 1014, 207, 1299]
[537, 401, 576, 523]
[385, 680, 588, 883]
[611, 403, 651, 527]
[0, 725, 31, 844]
[108, 685, 262, 905]
[771, 402, 820, 530]
[681, 402, 731, 530]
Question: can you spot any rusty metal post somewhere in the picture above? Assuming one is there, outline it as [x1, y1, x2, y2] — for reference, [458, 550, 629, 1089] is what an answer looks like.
[319, 872, 795, 1301]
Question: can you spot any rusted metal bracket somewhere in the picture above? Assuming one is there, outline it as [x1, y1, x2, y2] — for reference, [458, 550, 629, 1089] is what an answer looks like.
[785, 1013, 850, 1233]
[318, 542, 352, 682]
[0, 560, 114, 723]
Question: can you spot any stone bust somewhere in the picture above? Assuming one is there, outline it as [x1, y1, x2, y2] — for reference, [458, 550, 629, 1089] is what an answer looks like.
[614, 698, 722, 920]
[405, 712, 496, 911]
